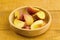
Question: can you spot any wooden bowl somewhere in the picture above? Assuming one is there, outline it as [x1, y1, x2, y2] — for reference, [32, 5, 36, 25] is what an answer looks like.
[9, 6, 52, 37]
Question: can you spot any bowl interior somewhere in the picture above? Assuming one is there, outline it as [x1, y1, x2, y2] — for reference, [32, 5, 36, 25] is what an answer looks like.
[9, 7, 51, 31]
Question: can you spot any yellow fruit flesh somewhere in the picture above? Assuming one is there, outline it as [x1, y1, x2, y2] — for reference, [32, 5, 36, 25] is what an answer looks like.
[36, 11, 45, 19]
[15, 11, 20, 19]
[14, 19, 25, 29]
[22, 8, 34, 25]
[24, 14, 34, 25]
[31, 20, 46, 30]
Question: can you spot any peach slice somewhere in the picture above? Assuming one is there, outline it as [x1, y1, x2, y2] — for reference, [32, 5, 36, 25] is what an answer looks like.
[31, 20, 46, 30]
[14, 10, 23, 20]
[24, 13, 34, 25]
[14, 19, 25, 29]
[21, 8, 34, 25]
[15, 10, 20, 18]
[26, 7, 40, 15]
[36, 11, 45, 19]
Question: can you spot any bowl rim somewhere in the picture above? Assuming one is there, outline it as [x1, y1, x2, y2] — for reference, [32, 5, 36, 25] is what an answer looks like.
[9, 6, 52, 31]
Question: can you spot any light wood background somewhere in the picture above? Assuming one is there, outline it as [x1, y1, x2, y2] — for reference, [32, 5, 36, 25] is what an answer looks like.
[0, 0, 60, 40]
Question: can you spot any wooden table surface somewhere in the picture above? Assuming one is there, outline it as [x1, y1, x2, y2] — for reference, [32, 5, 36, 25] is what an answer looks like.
[0, 0, 60, 40]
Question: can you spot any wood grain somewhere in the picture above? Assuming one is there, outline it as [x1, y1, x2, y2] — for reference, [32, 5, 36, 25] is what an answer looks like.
[0, 0, 60, 40]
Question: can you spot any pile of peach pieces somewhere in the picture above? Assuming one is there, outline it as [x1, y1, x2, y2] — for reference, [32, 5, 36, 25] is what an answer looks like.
[14, 7, 46, 30]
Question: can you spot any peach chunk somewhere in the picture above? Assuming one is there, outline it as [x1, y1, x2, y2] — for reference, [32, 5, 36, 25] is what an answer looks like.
[26, 7, 40, 15]
[14, 10, 24, 20]
[31, 20, 46, 30]
[14, 19, 25, 29]
[36, 11, 45, 19]
[24, 13, 34, 25]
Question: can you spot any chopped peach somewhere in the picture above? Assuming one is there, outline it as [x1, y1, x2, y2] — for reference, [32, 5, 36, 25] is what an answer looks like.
[26, 7, 40, 15]
[36, 11, 45, 19]
[31, 20, 46, 30]
[24, 13, 34, 25]
[14, 10, 23, 20]
[14, 19, 25, 29]
[21, 8, 34, 25]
